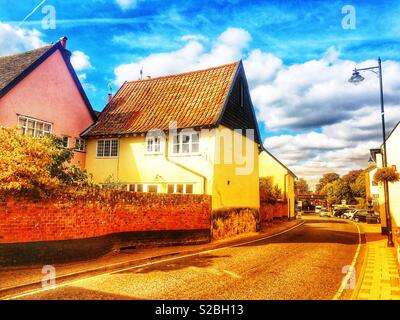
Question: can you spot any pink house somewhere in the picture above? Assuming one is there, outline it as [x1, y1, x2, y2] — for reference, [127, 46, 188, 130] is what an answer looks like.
[0, 37, 96, 167]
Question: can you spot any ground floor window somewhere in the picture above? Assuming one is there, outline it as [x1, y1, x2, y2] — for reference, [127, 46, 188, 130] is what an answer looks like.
[167, 183, 194, 194]
[97, 139, 119, 157]
[130, 183, 160, 193]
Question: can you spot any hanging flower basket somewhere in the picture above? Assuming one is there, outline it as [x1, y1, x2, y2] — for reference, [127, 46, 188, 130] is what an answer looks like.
[373, 167, 400, 184]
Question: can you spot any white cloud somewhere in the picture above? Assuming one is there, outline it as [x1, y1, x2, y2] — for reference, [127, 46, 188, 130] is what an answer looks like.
[114, 27, 251, 85]
[115, 0, 139, 10]
[113, 28, 400, 187]
[0, 22, 44, 55]
[180, 34, 208, 43]
[70, 50, 93, 71]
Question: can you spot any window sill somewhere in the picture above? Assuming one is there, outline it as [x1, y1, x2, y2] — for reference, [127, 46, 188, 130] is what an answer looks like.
[145, 152, 164, 156]
[96, 156, 119, 159]
[169, 153, 201, 157]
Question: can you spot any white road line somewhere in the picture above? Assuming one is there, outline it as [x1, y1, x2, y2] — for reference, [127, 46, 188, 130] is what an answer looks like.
[5, 221, 305, 300]
[332, 220, 362, 300]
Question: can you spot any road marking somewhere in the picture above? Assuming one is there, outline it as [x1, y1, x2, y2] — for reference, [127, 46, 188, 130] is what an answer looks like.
[223, 270, 241, 279]
[332, 220, 362, 300]
[4, 220, 305, 300]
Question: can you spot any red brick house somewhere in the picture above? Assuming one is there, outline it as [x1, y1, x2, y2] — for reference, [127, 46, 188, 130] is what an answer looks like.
[0, 37, 96, 167]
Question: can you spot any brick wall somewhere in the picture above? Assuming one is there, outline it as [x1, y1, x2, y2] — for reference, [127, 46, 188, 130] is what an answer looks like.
[260, 201, 288, 225]
[0, 190, 211, 244]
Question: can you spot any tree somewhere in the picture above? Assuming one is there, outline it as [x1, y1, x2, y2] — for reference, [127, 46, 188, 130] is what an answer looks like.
[0, 127, 91, 197]
[342, 169, 363, 184]
[295, 178, 309, 194]
[351, 172, 366, 197]
[259, 177, 282, 204]
[315, 172, 340, 194]
[322, 179, 353, 206]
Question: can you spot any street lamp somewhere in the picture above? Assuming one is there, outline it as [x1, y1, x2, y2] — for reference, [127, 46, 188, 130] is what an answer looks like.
[348, 57, 394, 247]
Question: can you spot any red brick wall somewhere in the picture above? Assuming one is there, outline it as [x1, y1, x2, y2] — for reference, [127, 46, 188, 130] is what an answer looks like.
[260, 201, 288, 225]
[0, 190, 211, 244]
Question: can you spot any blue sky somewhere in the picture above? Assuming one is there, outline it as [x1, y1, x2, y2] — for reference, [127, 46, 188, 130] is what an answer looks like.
[1, 0, 400, 185]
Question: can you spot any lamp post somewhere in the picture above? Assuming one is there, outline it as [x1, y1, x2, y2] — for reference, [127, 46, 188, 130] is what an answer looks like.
[348, 58, 394, 247]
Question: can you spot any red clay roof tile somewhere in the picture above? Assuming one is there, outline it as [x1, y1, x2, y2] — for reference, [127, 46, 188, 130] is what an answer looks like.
[84, 62, 239, 136]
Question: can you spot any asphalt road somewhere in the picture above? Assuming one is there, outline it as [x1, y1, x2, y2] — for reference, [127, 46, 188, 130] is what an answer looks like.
[9, 217, 363, 300]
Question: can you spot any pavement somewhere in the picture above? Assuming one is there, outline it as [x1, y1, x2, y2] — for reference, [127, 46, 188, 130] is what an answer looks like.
[0, 219, 302, 299]
[352, 223, 400, 300]
[1, 217, 363, 300]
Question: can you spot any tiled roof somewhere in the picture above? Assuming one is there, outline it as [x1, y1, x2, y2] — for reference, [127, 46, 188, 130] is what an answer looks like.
[84, 62, 240, 136]
[0, 45, 53, 92]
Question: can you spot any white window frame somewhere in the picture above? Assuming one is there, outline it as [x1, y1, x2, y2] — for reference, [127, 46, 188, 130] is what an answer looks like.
[18, 115, 52, 136]
[145, 136, 163, 155]
[96, 139, 119, 158]
[167, 183, 194, 194]
[75, 138, 86, 152]
[171, 131, 200, 156]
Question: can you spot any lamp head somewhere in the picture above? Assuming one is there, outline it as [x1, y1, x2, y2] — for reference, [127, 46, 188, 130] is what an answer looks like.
[348, 69, 365, 85]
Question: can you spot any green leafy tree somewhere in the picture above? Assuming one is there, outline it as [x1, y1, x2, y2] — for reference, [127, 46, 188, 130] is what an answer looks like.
[351, 172, 366, 197]
[316, 173, 340, 194]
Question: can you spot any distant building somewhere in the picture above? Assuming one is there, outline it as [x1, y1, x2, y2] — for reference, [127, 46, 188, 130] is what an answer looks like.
[259, 149, 296, 219]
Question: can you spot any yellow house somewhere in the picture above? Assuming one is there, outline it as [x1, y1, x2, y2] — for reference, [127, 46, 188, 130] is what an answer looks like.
[370, 121, 400, 236]
[259, 149, 297, 219]
[82, 62, 262, 211]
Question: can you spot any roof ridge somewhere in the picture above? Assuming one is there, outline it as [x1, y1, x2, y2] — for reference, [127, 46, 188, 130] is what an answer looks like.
[125, 61, 240, 84]
[0, 44, 53, 59]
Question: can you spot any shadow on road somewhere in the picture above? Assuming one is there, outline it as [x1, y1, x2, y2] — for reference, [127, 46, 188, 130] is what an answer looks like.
[240, 219, 364, 247]
[116, 254, 231, 274]
[16, 285, 143, 300]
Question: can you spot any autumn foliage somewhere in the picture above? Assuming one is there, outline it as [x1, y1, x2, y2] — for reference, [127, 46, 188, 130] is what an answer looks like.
[0, 127, 91, 197]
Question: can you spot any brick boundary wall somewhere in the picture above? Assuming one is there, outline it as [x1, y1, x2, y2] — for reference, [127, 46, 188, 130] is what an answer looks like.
[0, 190, 211, 266]
[260, 201, 288, 226]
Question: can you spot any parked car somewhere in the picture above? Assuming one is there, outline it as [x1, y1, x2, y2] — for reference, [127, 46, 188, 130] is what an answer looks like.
[333, 208, 347, 218]
[320, 209, 331, 218]
[352, 210, 380, 223]
[342, 209, 356, 219]
[315, 205, 322, 214]
[349, 209, 367, 221]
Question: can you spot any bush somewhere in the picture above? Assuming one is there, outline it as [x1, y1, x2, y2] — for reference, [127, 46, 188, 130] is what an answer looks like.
[0, 127, 92, 197]
[373, 167, 400, 184]
[259, 177, 282, 203]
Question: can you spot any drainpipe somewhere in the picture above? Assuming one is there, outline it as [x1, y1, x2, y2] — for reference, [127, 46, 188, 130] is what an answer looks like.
[164, 134, 207, 194]
[284, 173, 290, 221]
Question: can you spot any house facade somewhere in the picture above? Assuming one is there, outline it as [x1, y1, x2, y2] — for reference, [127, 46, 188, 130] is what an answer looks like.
[370, 121, 400, 244]
[365, 166, 380, 211]
[83, 62, 262, 210]
[259, 149, 296, 219]
[0, 37, 96, 167]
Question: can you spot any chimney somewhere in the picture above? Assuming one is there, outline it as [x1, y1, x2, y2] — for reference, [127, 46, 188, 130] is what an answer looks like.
[59, 36, 68, 49]
[108, 93, 112, 103]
